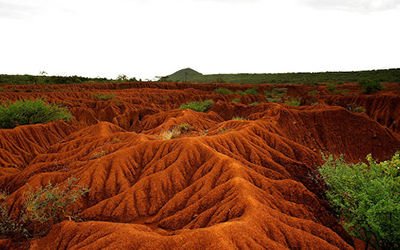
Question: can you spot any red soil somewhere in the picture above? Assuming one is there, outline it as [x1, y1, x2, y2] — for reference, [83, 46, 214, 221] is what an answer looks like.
[0, 82, 399, 249]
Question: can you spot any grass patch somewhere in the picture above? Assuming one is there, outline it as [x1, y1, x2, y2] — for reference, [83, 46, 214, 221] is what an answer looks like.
[249, 102, 261, 106]
[92, 93, 115, 101]
[231, 116, 248, 121]
[236, 87, 259, 95]
[179, 100, 214, 112]
[326, 83, 337, 93]
[231, 98, 240, 103]
[308, 90, 320, 96]
[213, 88, 233, 95]
[0, 98, 72, 129]
[284, 97, 302, 106]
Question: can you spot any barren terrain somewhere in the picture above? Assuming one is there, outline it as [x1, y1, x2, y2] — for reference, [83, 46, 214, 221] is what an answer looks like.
[1, 82, 399, 249]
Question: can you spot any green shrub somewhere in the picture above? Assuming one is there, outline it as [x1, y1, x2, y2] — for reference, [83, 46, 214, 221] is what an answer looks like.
[236, 87, 259, 95]
[266, 97, 281, 103]
[249, 102, 261, 106]
[25, 177, 89, 224]
[359, 79, 383, 94]
[354, 106, 367, 113]
[92, 93, 115, 101]
[231, 98, 240, 103]
[284, 97, 301, 106]
[213, 88, 233, 95]
[0, 203, 30, 239]
[179, 100, 214, 112]
[0, 99, 72, 129]
[318, 153, 400, 249]
[90, 150, 106, 159]
[178, 123, 194, 132]
[326, 83, 337, 93]
[308, 90, 320, 96]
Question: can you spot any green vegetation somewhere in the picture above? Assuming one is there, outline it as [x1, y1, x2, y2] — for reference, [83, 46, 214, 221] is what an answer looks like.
[249, 102, 261, 106]
[308, 90, 320, 96]
[92, 93, 115, 101]
[0, 74, 138, 85]
[213, 88, 233, 95]
[161, 68, 400, 84]
[231, 98, 240, 103]
[160, 68, 202, 82]
[236, 87, 259, 95]
[0, 99, 72, 129]
[161, 128, 181, 140]
[177, 123, 194, 132]
[90, 150, 106, 159]
[359, 79, 383, 94]
[284, 97, 302, 106]
[25, 177, 89, 224]
[354, 106, 367, 113]
[179, 100, 214, 112]
[326, 83, 337, 93]
[264, 87, 287, 103]
[318, 153, 400, 249]
[231, 116, 248, 121]
[0, 204, 30, 239]
[0, 177, 88, 239]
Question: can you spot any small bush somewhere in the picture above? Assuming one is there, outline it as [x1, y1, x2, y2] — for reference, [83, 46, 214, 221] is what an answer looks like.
[213, 88, 233, 95]
[266, 97, 281, 103]
[161, 128, 181, 140]
[272, 88, 287, 97]
[92, 93, 115, 101]
[284, 97, 301, 106]
[359, 79, 383, 94]
[179, 100, 214, 112]
[0, 191, 8, 201]
[326, 83, 337, 93]
[0, 203, 30, 239]
[25, 177, 89, 224]
[236, 87, 259, 96]
[318, 153, 400, 249]
[0, 99, 72, 129]
[308, 90, 320, 96]
[90, 150, 106, 159]
[249, 102, 261, 106]
[354, 106, 367, 113]
[178, 123, 194, 132]
[231, 98, 240, 103]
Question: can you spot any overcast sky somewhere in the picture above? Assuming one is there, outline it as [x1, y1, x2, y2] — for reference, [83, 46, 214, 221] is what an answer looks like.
[0, 0, 399, 80]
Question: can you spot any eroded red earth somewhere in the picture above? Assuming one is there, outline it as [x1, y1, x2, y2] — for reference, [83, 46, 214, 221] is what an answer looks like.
[0, 82, 400, 249]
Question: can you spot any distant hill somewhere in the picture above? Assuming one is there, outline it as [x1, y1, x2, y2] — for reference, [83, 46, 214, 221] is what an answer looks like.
[161, 68, 400, 84]
[161, 68, 202, 82]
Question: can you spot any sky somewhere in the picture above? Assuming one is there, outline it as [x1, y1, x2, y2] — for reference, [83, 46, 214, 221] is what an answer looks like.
[0, 0, 399, 80]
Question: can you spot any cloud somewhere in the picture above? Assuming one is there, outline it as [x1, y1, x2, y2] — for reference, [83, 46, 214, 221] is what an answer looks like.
[0, 1, 34, 18]
[300, 0, 400, 12]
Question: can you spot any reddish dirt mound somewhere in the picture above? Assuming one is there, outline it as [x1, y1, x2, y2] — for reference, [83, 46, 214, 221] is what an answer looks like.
[1, 82, 400, 249]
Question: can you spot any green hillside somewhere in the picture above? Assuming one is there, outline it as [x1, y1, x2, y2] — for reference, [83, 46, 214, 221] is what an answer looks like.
[161, 68, 400, 84]
[161, 68, 202, 82]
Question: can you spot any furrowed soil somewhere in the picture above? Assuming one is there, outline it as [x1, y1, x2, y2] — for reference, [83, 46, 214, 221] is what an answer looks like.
[0, 82, 399, 249]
